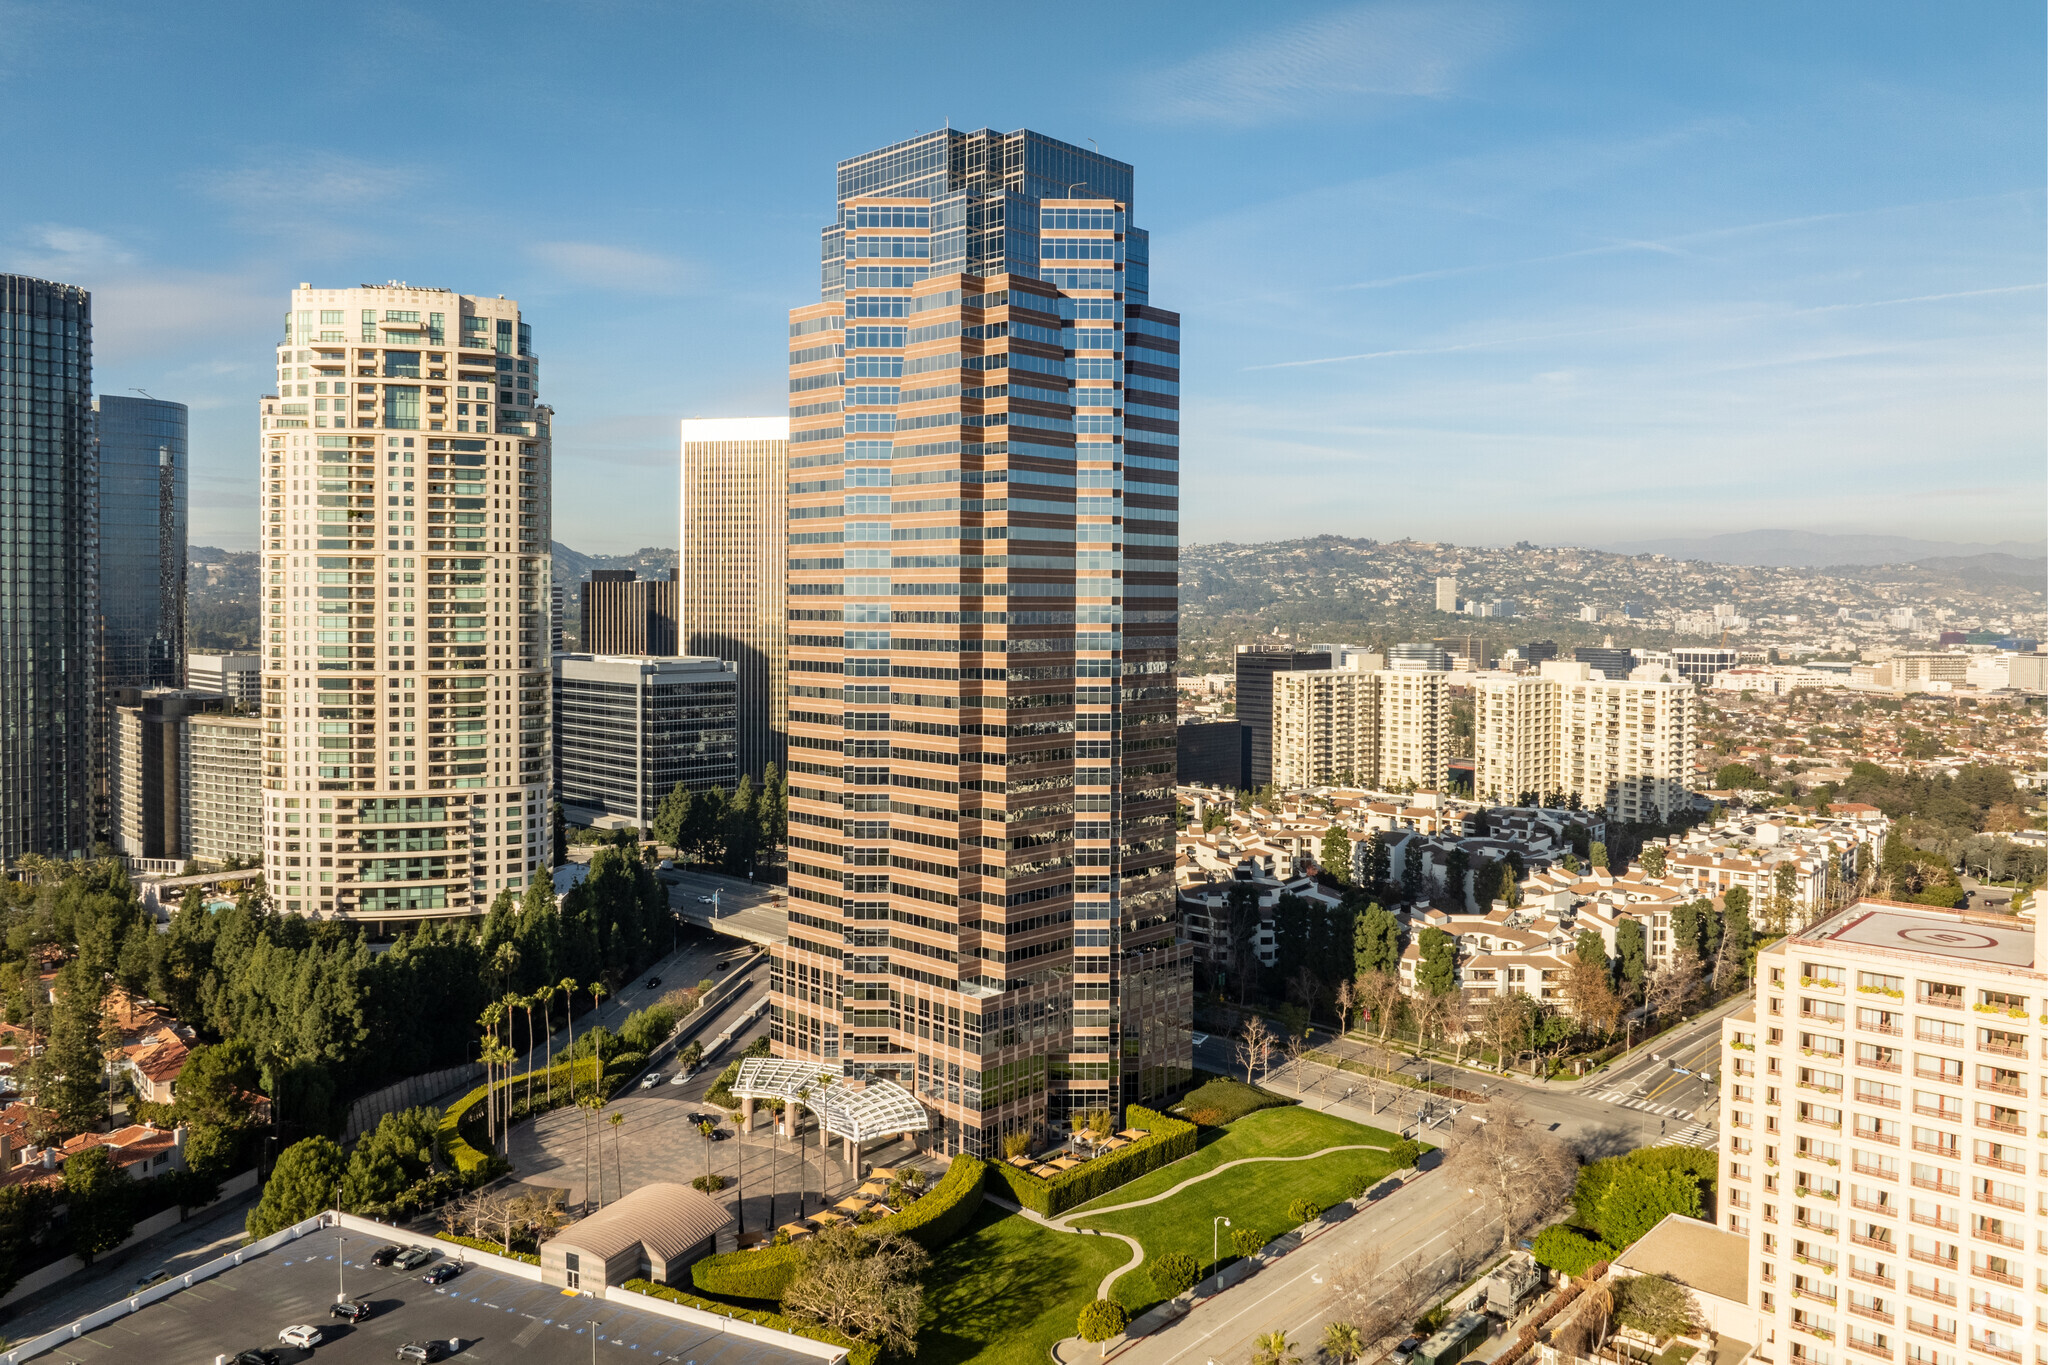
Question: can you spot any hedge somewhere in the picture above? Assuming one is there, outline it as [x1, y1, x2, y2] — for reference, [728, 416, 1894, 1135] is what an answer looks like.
[692, 1154, 987, 1300]
[1529, 1224, 1613, 1278]
[1169, 1076, 1292, 1125]
[434, 1232, 540, 1265]
[619, 1278, 879, 1365]
[442, 1057, 602, 1175]
[989, 1104, 1197, 1217]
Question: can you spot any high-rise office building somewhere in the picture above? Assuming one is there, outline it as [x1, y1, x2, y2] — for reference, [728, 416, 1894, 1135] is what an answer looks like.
[95, 395, 188, 691]
[773, 128, 1190, 1153]
[1670, 646, 1739, 686]
[552, 654, 739, 830]
[108, 687, 227, 863]
[258, 283, 551, 920]
[188, 652, 263, 708]
[581, 569, 677, 656]
[1234, 647, 1332, 789]
[1435, 576, 1458, 613]
[1270, 668, 1447, 792]
[679, 417, 790, 781]
[0, 276, 97, 864]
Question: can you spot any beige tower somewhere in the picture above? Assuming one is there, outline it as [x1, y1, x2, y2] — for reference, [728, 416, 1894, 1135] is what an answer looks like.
[257, 283, 552, 919]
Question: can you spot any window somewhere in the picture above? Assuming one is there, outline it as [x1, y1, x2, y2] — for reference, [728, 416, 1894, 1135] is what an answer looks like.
[319, 310, 343, 325]
[563, 1252, 579, 1288]
[383, 387, 421, 429]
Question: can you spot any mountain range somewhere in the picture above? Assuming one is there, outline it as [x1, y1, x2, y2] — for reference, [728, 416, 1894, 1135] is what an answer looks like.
[1594, 529, 2046, 568]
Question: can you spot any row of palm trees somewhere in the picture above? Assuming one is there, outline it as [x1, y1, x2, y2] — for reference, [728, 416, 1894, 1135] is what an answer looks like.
[475, 976, 612, 1156]
[1250, 1322, 1373, 1365]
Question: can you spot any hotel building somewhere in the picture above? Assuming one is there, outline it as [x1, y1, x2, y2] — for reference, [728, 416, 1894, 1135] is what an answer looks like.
[772, 128, 1191, 1154]
[257, 284, 551, 919]
[1722, 900, 2045, 1365]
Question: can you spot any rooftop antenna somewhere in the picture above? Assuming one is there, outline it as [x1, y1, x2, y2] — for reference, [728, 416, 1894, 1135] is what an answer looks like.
[130, 388, 154, 401]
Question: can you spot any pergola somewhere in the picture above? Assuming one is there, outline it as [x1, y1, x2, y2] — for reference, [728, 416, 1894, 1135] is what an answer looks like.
[729, 1058, 928, 1163]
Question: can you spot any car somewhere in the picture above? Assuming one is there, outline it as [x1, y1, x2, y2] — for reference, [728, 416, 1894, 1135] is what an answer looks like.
[639, 1072, 663, 1090]
[235, 1351, 282, 1365]
[329, 1301, 371, 1323]
[645, 976, 660, 989]
[278, 1325, 325, 1348]
[1190, 1032, 1210, 1047]
[422, 1263, 462, 1285]
[669, 1070, 690, 1086]
[368, 1244, 401, 1267]
[396, 1343, 448, 1363]
[710, 1127, 730, 1141]
[696, 895, 714, 904]
[392, 1246, 433, 1270]
[1391, 1337, 1423, 1365]
[134, 1268, 170, 1289]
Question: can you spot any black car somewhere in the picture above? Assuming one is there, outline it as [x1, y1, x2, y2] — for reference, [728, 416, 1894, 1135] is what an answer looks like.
[234, 1351, 281, 1365]
[645, 976, 660, 989]
[422, 1263, 462, 1285]
[396, 1344, 448, 1363]
[330, 1300, 372, 1323]
[368, 1244, 401, 1267]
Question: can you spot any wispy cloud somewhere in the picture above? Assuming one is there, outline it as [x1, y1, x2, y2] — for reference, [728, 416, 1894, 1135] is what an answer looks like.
[5, 223, 135, 276]
[525, 241, 695, 295]
[1130, 0, 1517, 126]
[192, 151, 423, 216]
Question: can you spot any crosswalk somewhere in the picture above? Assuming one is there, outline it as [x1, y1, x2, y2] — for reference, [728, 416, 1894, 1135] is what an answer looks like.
[1655, 1123, 1719, 1148]
[1590, 1089, 1696, 1118]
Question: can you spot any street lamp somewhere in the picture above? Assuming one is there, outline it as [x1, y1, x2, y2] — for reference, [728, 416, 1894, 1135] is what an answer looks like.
[336, 1233, 346, 1303]
[1213, 1216, 1231, 1287]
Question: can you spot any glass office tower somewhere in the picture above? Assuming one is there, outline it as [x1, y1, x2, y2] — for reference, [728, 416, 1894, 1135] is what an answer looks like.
[773, 129, 1190, 1157]
[95, 395, 188, 691]
[0, 275, 97, 864]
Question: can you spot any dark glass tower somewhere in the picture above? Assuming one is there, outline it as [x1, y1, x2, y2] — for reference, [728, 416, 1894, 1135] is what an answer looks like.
[94, 395, 188, 691]
[0, 276, 97, 863]
[774, 130, 1189, 1157]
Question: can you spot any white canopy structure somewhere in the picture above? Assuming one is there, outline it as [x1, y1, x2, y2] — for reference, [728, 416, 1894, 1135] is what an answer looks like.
[730, 1058, 929, 1145]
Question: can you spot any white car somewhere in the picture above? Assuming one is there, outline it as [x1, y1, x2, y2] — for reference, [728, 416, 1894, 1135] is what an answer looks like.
[697, 895, 715, 904]
[1190, 1032, 1210, 1048]
[669, 1070, 691, 1086]
[638, 1072, 663, 1090]
[278, 1324, 325, 1348]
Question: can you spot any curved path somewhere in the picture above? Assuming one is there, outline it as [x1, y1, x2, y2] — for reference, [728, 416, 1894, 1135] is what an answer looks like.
[1037, 1142, 1393, 1302]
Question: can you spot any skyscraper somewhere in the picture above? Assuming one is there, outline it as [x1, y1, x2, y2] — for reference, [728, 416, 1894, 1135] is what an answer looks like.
[0, 275, 97, 864]
[772, 129, 1189, 1154]
[259, 283, 551, 919]
[95, 395, 188, 691]
[679, 416, 789, 781]
[580, 569, 677, 655]
[1435, 576, 1458, 613]
[1233, 646, 1332, 788]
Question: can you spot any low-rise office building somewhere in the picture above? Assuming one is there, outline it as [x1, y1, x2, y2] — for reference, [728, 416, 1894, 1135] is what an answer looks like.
[553, 654, 737, 831]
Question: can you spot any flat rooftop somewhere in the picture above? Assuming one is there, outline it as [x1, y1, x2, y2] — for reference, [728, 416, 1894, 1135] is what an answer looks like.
[1612, 1213, 1749, 1306]
[1811, 903, 2034, 968]
[22, 1235, 819, 1365]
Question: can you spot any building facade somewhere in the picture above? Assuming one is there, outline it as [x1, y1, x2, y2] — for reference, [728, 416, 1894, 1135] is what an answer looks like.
[258, 283, 551, 920]
[1474, 661, 1696, 820]
[1670, 646, 1739, 687]
[773, 128, 1190, 1155]
[94, 395, 188, 692]
[0, 275, 97, 864]
[108, 688, 227, 862]
[187, 652, 262, 707]
[679, 416, 790, 782]
[581, 569, 677, 656]
[1721, 900, 2044, 1365]
[1234, 647, 1332, 789]
[552, 653, 738, 830]
[1269, 668, 1447, 792]
[186, 712, 264, 866]
[1435, 576, 1458, 613]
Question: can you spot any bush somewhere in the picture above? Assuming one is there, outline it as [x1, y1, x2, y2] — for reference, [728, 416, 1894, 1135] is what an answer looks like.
[618, 1003, 678, 1054]
[1389, 1138, 1423, 1169]
[1230, 1226, 1267, 1257]
[603, 1050, 649, 1082]
[1347, 1172, 1375, 1200]
[1077, 1298, 1128, 1343]
[1530, 1225, 1615, 1278]
[1150, 1250, 1201, 1299]
[620, 1278, 878, 1365]
[987, 1104, 1197, 1216]
[441, 1057, 600, 1175]
[1286, 1198, 1323, 1225]
[435, 1232, 539, 1265]
[691, 1174, 727, 1193]
[691, 1242, 805, 1302]
[1571, 1145, 1715, 1250]
[1613, 1273, 1700, 1340]
[1169, 1076, 1291, 1126]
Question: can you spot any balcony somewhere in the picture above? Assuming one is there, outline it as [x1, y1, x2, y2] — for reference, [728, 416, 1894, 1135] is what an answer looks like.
[1907, 1247, 1957, 1270]
[1972, 1225, 2021, 1249]
[1907, 1284, 1955, 1307]
[1910, 1176, 1959, 1194]
[1851, 1198, 1896, 1215]
[1851, 1232, 1895, 1250]
[1973, 1151, 2022, 1172]
[1849, 1268, 1896, 1288]
[1970, 1338, 2020, 1363]
[1842, 1340, 1893, 1360]
[1974, 1189, 2022, 1210]
[1909, 1212, 1958, 1232]
[1974, 1264, 2020, 1287]
[1974, 1303, 2021, 1327]
[1976, 1114, 2023, 1135]
[1904, 1322, 1954, 1344]
[1857, 1057, 1901, 1073]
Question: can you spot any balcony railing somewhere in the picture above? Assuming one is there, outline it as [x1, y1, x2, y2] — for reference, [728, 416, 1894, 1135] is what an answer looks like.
[1849, 1268, 1895, 1288]
[1905, 1322, 1954, 1344]
[1974, 1152, 2022, 1172]
[1907, 1284, 1955, 1307]
[1851, 1198, 1895, 1214]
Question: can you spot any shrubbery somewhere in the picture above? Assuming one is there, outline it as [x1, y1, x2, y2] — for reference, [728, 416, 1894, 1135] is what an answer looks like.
[1169, 1076, 1292, 1126]
[1530, 1144, 1714, 1276]
[1287, 1198, 1323, 1225]
[621, 1278, 877, 1365]
[1530, 1224, 1614, 1277]
[1149, 1250, 1201, 1299]
[442, 1057, 601, 1175]
[988, 1104, 1197, 1216]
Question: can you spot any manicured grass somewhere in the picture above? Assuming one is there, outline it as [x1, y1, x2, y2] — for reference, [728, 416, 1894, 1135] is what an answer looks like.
[1069, 1104, 1403, 1214]
[1069, 1106, 1405, 1314]
[917, 1203, 1130, 1365]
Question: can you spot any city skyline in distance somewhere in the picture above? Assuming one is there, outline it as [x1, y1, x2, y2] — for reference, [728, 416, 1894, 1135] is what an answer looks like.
[2, 3, 2040, 554]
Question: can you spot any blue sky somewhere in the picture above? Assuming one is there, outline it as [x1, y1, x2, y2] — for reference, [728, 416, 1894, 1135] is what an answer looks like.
[4, 1, 2041, 554]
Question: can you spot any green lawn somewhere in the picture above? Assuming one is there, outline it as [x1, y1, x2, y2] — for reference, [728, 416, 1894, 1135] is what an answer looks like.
[1069, 1106, 1405, 1314]
[917, 1203, 1130, 1365]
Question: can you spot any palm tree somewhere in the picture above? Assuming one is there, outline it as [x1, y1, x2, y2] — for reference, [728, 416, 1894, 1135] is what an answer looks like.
[484, 1042, 517, 1153]
[1321, 1322, 1365, 1365]
[580, 1095, 604, 1212]
[697, 1118, 716, 1183]
[590, 980, 610, 1026]
[538, 982, 558, 1103]
[1251, 1331, 1299, 1365]
[608, 1111, 625, 1204]
[558, 978, 580, 1097]
[518, 993, 538, 1111]
[477, 1001, 506, 1147]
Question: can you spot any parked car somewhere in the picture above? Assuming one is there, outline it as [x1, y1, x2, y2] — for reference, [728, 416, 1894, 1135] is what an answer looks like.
[329, 1301, 371, 1323]
[234, 1350, 281, 1365]
[639, 1072, 664, 1090]
[422, 1263, 462, 1285]
[278, 1325, 325, 1348]
[134, 1268, 170, 1289]
[1391, 1337, 1422, 1365]
[392, 1246, 433, 1270]
[368, 1245, 401, 1267]
[395, 1345, 448, 1363]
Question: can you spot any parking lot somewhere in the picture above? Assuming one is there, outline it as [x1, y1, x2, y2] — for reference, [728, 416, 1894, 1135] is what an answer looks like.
[27, 1235, 819, 1365]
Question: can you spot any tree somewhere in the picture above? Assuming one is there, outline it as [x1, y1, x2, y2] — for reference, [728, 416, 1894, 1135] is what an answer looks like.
[1614, 919, 1648, 999]
[1320, 827, 1352, 884]
[1575, 929, 1609, 970]
[1416, 927, 1457, 996]
[340, 1106, 438, 1213]
[1232, 1225, 1267, 1258]
[1357, 971, 1404, 1053]
[1442, 847, 1470, 910]
[1283, 1030, 1312, 1096]
[63, 1146, 134, 1264]
[1639, 845, 1667, 879]
[1321, 1322, 1367, 1365]
[1365, 831, 1391, 888]
[1446, 1103, 1577, 1248]
[1716, 900, 1755, 987]
[1224, 883, 1263, 1003]
[781, 1224, 927, 1354]
[550, 800, 567, 867]
[1589, 841, 1609, 871]
[246, 1135, 344, 1239]
[1352, 903, 1400, 978]
[1595, 1162, 1706, 1247]
[29, 960, 109, 1140]
[1645, 948, 1702, 1024]
[1479, 992, 1532, 1073]
[1613, 1273, 1701, 1340]
[1715, 763, 1763, 791]
[1251, 1330, 1300, 1365]
[1150, 1250, 1201, 1299]
[1763, 864, 1799, 934]
[1077, 1298, 1128, 1346]
[1236, 1015, 1275, 1084]
[1333, 977, 1356, 1035]
[1563, 956, 1623, 1037]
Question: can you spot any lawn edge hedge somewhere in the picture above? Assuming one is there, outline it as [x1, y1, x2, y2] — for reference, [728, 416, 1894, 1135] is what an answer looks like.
[989, 1104, 1198, 1217]
[690, 1153, 987, 1300]
[434, 1232, 540, 1264]
[620, 1277, 879, 1365]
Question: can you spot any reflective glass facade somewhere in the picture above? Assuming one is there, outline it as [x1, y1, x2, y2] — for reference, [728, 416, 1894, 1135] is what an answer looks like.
[0, 276, 96, 863]
[775, 130, 1190, 1158]
[94, 395, 188, 691]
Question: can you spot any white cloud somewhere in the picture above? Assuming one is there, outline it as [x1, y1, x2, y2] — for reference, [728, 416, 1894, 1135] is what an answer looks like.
[1131, 0, 1517, 126]
[526, 241, 695, 295]
[193, 151, 423, 216]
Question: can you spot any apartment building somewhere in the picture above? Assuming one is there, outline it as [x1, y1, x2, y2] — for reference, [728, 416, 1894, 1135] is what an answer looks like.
[1435, 576, 1458, 613]
[1235, 646, 1332, 788]
[257, 283, 551, 919]
[773, 127, 1190, 1154]
[186, 712, 263, 866]
[1269, 667, 1446, 792]
[108, 688, 228, 863]
[1721, 900, 2043, 1365]
[1475, 661, 1697, 822]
